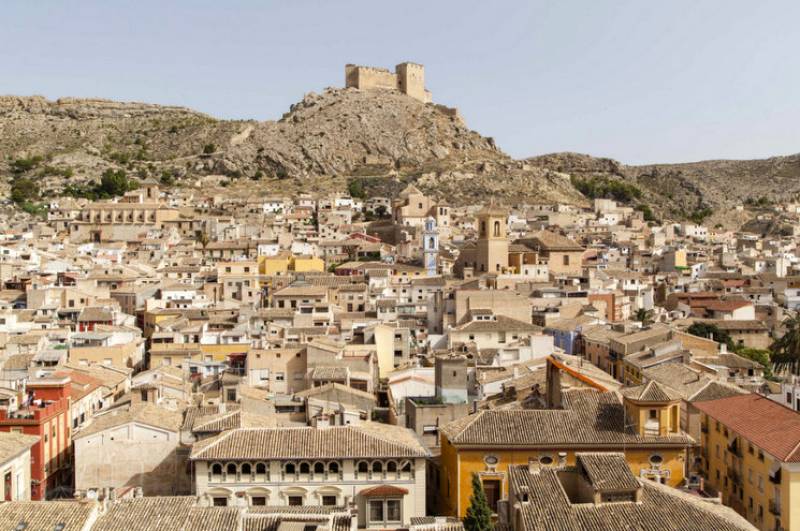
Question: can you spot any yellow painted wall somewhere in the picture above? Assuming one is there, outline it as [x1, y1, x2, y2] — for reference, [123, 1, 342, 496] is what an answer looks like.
[199, 343, 249, 361]
[674, 249, 687, 268]
[142, 310, 181, 338]
[625, 401, 682, 437]
[69, 342, 138, 368]
[259, 256, 290, 276]
[701, 412, 799, 531]
[373, 324, 395, 378]
[439, 434, 688, 517]
[291, 256, 324, 273]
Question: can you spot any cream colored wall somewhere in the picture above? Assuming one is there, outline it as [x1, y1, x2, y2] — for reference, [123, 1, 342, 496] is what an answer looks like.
[373, 324, 396, 378]
[0, 449, 31, 501]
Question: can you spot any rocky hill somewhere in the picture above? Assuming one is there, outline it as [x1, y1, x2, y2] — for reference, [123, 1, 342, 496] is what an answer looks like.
[528, 151, 800, 227]
[0, 90, 584, 207]
[1, 90, 798, 224]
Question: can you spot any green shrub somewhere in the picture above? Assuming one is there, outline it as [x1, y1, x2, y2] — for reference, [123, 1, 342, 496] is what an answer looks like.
[689, 207, 713, 224]
[160, 171, 176, 186]
[203, 143, 216, 154]
[11, 156, 43, 174]
[348, 179, 366, 199]
[570, 175, 642, 203]
[97, 169, 137, 197]
[11, 178, 39, 204]
[635, 203, 656, 222]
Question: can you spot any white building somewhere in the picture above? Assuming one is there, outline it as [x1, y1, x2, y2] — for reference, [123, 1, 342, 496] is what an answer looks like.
[0, 432, 38, 501]
[190, 424, 429, 529]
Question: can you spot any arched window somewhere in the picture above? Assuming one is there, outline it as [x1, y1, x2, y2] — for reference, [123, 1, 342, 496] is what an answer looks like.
[401, 461, 412, 473]
[256, 463, 267, 475]
[299, 462, 310, 474]
[226, 463, 237, 476]
[285, 463, 296, 474]
[387, 461, 397, 473]
[357, 461, 369, 473]
[493, 220, 501, 237]
[241, 463, 252, 476]
[428, 237, 435, 249]
[329, 462, 339, 473]
[372, 461, 383, 473]
[212, 463, 223, 475]
[480, 221, 486, 237]
[314, 462, 325, 474]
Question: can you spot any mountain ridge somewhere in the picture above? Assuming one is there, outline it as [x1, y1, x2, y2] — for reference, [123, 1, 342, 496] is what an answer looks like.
[1, 91, 797, 224]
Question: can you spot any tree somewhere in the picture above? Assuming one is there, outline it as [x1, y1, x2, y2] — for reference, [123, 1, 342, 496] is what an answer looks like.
[10, 178, 39, 204]
[635, 308, 655, 326]
[375, 204, 388, 218]
[348, 178, 366, 199]
[463, 474, 492, 531]
[737, 347, 774, 380]
[771, 314, 800, 375]
[687, 322, 735, 351]
[97, 169, 137, 197]
[202, 143, 216, 154]
[196, 231, 210, 250]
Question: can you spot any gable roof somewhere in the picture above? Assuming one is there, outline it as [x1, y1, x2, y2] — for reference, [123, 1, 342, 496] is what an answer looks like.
[0, 501, 98, 531]
[520, 230, 584, 252]
[694, 393, 800, 462]
[74, 402, 183, 440]
[441, 389, 693, 448]
[508, 464, 754, 530]
[0, 431, 39, 464]
[92, 496, 239, 531]
[190, 423, 428, 461]
[576, 453, 640, 491]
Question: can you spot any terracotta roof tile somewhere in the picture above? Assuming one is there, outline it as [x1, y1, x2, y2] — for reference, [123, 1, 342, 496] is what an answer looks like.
[694, 393, 800, 462]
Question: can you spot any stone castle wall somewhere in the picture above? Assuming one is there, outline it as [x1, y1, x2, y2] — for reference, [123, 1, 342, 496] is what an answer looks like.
[345, 62, 431, 103]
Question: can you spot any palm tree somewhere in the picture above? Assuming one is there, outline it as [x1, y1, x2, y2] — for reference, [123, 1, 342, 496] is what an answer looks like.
[771, 314, 800, 375]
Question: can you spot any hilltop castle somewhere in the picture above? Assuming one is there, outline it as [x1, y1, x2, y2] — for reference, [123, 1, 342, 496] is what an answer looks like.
[345, 62, 432, 103]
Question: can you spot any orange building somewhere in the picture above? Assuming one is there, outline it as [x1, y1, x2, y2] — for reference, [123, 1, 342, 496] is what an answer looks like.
[0, 376, 72, 500]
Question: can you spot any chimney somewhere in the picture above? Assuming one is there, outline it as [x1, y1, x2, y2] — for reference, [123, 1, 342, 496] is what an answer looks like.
[527, 459, 540, 474]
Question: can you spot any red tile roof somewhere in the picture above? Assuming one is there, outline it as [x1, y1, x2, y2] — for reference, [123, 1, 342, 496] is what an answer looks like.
[703, 300, 752, 312]
[694, 394, 800, 462]
[359, 485, 409, 497]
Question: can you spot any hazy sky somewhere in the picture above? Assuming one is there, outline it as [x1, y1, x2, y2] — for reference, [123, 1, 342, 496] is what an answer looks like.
[2, 0, 799, 164]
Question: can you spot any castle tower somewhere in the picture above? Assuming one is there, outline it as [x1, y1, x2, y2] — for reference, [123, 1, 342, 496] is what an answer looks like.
[423, 216, 439, 276]
[395, 62, 431, 103]
[475, 205, 509, 274]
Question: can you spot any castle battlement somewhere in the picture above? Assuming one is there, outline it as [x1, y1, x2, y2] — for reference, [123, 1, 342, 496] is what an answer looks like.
[345, 62, 432, 103]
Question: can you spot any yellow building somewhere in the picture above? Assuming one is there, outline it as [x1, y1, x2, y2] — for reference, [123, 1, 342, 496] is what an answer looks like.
[291, 255, 324, 273]
[258, 254, 325, 276]
[149, 342, 249, 369]
[142, 308, 183, 339]
[696, 393, 800, 531]
[439, 382, 694, 517]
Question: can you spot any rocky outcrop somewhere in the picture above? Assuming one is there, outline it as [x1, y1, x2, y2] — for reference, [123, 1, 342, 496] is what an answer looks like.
[1, 90, 798, 219]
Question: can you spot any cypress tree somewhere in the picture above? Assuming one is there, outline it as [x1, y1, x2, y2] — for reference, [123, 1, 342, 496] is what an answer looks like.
[463, 473, 493, 531]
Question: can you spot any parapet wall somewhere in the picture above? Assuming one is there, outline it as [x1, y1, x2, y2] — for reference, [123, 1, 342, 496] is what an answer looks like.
[344, 62, 431, 103]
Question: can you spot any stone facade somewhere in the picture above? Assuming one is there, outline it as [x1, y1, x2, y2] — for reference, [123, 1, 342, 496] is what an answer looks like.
[345, 63, 432, 103]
